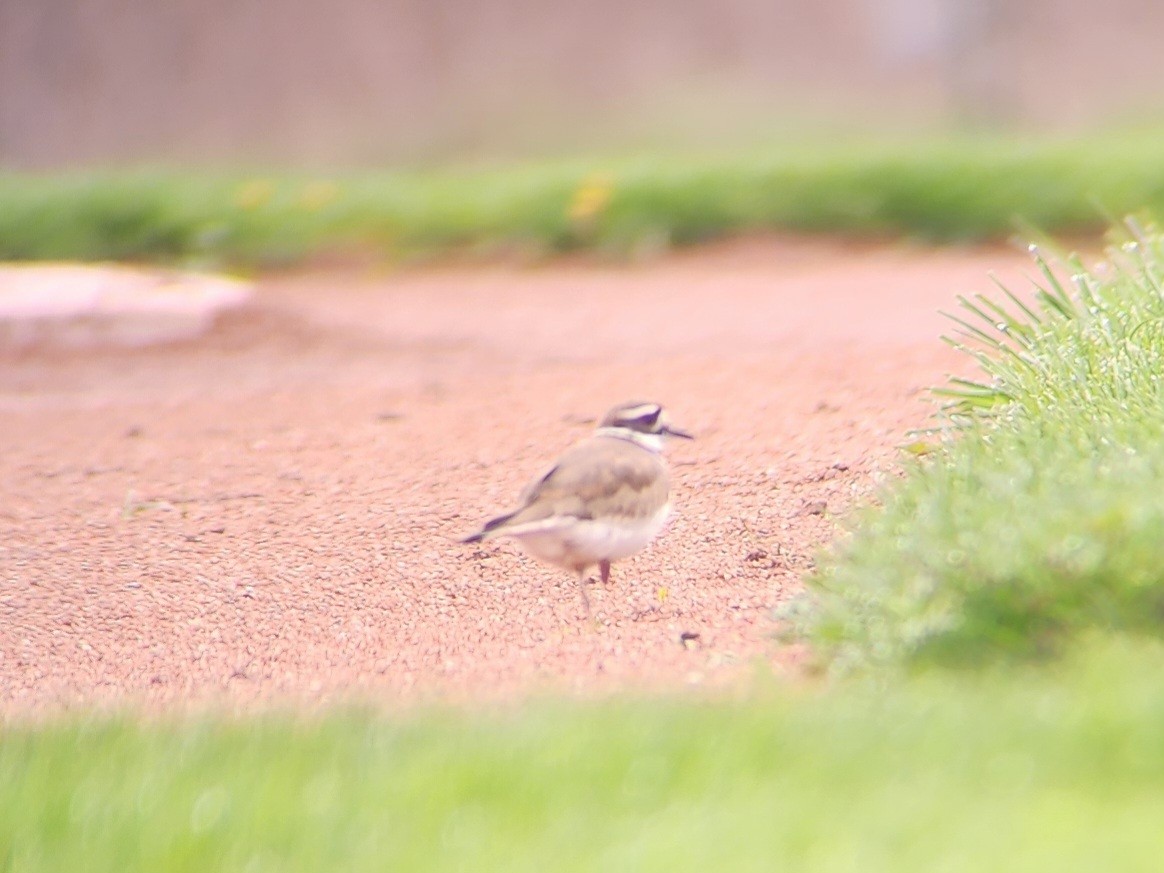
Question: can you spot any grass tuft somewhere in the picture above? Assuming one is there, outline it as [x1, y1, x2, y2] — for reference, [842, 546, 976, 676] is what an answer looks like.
[786, 219, 1164, 670]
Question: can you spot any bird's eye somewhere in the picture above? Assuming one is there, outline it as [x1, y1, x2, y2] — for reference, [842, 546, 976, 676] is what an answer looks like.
[635, 408, 662, 428]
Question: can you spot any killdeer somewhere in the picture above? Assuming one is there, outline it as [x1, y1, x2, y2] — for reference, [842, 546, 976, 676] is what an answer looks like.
[460, 401, 693, 615]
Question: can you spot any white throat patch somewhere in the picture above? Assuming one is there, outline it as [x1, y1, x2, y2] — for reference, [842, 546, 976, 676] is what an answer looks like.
[595, 426, 665, 453]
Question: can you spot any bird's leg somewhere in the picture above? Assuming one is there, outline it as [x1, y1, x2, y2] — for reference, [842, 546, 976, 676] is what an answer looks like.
[577, 570, 591, 618]
[599, 559, 611, 586]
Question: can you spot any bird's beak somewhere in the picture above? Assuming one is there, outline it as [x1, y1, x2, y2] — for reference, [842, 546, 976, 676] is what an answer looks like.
[663, 424, 694, 440]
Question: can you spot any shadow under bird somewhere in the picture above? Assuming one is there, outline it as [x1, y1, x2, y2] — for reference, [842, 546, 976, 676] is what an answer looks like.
[460, 401, 693, 615]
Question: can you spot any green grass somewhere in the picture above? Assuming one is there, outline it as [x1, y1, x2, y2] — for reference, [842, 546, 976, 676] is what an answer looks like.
[3, 129, 1164, 266]
[3, 639, 1164, 873]
[787, 220, 1164, 669]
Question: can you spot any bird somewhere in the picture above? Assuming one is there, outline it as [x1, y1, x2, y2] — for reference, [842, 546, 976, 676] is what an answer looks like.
[460, 401, 693, 616]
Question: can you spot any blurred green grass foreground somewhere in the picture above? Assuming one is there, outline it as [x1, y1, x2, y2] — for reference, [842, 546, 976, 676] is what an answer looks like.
[3, 640, 1164, 873]
[2, 127, 1164, 266]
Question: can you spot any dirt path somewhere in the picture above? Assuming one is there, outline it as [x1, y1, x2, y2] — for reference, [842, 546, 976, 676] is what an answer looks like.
[0, 238, 1036, 715]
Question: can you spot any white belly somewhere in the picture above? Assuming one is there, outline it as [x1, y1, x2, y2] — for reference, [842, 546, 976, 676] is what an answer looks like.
[514, 503, 671, 571]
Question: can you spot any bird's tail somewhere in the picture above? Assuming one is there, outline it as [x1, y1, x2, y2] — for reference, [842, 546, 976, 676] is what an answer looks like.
[459, 511, 515, 544]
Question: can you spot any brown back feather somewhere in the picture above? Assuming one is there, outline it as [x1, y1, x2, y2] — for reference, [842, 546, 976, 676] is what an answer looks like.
[503, 436, 669, 530]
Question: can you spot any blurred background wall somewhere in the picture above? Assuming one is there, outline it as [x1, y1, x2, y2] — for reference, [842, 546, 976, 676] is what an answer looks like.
[3, 0, 1164, 169]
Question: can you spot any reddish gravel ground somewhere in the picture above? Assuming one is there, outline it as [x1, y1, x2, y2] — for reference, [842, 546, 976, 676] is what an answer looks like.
[0, 238, 1038, 716]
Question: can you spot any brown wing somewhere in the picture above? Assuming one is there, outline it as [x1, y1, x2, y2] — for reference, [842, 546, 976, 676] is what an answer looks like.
[499, 436, 670, 532]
